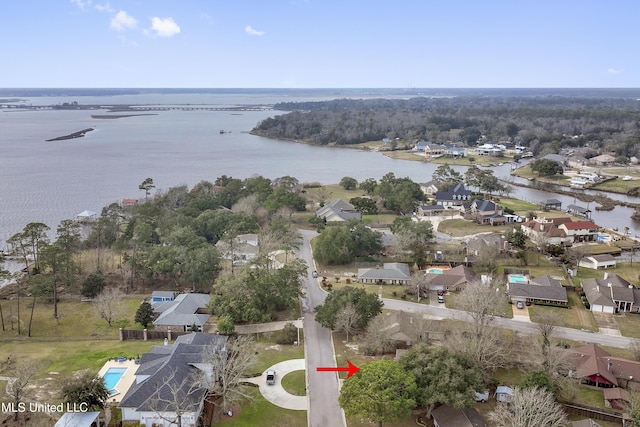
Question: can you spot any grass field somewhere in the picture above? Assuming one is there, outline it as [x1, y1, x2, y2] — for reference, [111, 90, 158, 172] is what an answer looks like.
[528, 291, 598, 331]
[280, 370, 306, 396]
[497, 197, 540, 213]
[438, 218, 512, 236]
[215, 387, 307, 427]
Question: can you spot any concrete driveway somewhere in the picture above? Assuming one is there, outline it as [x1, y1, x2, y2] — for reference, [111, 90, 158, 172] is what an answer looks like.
[511, 302, 531, 322]
[243, 359, 307, 411]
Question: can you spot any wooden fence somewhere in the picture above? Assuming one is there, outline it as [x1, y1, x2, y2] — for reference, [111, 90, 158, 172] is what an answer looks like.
[562, 403, 625, 425]
[119, 328, 190, 341]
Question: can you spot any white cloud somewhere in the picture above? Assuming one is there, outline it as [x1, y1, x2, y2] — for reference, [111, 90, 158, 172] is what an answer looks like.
[245, 25, 265, 36]
[607, 68, 621, 75]
[94, 2, 114, 13]
[110, 11, 138, 31]
[149, 17, 181, 38]
[70, 0, 92, 9]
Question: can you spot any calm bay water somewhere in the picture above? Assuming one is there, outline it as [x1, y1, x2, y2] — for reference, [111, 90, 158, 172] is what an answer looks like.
[1, 91, 639, 250]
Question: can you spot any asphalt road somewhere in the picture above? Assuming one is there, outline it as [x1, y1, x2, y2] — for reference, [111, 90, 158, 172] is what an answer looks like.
[298, 229, 346, 427]
[382, 298, 640, 349]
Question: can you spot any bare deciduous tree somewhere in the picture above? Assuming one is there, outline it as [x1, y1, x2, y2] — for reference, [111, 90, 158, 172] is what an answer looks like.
[335, 303, 361, 342]
[147, 370, 204, 427]
[94, 287, 124, 327]
[202, 335, 257, 414]
[3, 357, 39, 421]
[359, 314, 395, 356]
[489, 387, 568, 427]
[446, 279, 513, 372]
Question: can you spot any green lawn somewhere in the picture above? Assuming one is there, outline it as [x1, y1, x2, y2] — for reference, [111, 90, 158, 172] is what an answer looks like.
[362, 214, 398, 227]
[438, 219, 511, 236]
[280, 370, 306, 396]
[528, 291, 597, 331]
[614, 313, 640, 338]
[305, 184, 365, 204]
[497, 197, 540, 213]
[214, 387, 307, 427]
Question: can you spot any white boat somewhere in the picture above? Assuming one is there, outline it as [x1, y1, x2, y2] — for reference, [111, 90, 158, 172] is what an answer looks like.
[622, 176, 634, 181]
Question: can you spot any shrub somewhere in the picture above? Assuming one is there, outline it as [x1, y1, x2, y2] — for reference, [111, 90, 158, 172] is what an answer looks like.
[217, 316, 235, 335]
[276, 322, 298, 345]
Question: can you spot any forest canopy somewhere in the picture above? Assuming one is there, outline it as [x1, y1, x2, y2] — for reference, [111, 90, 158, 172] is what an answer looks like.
[251, 96, 640, 157]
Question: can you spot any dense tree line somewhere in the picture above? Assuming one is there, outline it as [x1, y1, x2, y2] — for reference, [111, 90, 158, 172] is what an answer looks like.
[252, 96, 640, 157]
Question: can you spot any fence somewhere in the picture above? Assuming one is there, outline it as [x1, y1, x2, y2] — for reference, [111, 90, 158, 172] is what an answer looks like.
[119, 328, 190, 341]
[562, 403, 624, 425]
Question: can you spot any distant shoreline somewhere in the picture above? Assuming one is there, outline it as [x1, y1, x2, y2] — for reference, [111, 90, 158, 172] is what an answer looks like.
[46, 128, 94, 142]
[91, 113, 157, 119]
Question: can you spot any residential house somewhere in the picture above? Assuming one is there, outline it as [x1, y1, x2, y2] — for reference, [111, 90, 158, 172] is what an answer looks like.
[315, 199, 362, 222]
[559, 221, 599, 243]
[413, 140, 430, 152]
[435, 184, 472, 207]
[507, 275, 568, 306]
[476, 143, 505, 156]
[464, 200, 505, 225]
[539, 198, 563, 211]
[420, 180, 441, 196]
[151, 291, 176, 303]
[423, 143, 447, 157]
[495, 386, 514, 402]
[378, 311, 444, 347]
[215, 233, 259, 265]
[417, 204, 445, 217]
[582, 273, 640, 313]
[465, 233, 509, 257]
[425, 265, 477, 292]
[431, 405, 488, 427]
[579, 254, 617, 270]
[153, 293, 211, 332]
[589, 154, 616, 166]
[120, 333, 227, 427]
[121, 198, 138, 207]
[444, 144, 466, 158]
[357, 263, 411, 285]
[520, 218, 572, 247]
[573, 343, 640, 391]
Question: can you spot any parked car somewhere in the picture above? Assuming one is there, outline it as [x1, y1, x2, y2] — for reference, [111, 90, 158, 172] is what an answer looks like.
[437, 295, 445, 303]
[312, 270, 318, 278]
[516, 301, 524, 309]
[437, 289, 444, 296]
[266, 369, 276, 385]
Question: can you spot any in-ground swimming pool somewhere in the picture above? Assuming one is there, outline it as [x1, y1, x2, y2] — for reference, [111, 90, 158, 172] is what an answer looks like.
[509, 274, 528, 283]
[103, 367, 127, 395]
[426, 267, 444, 274]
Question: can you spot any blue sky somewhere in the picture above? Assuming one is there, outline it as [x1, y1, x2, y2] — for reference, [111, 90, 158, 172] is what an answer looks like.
[2, 0, 639, 88]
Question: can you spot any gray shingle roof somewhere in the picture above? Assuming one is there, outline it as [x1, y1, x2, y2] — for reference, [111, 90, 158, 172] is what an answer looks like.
[119, 333, 227, 413]
[153, 293, 211, 327]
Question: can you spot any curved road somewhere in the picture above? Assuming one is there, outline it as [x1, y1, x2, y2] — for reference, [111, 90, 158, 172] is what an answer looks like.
[298, 229, 346, 427]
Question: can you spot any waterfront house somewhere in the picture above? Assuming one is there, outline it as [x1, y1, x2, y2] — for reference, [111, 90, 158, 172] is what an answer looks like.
[520, 218, 572, 247]
[578, 254, 617, 270]
[423, 143, 447, 157]
[559, 220, 599, 243]
[119, 333, 227, 427]
[435, 184, 472, 207]
[444, 144, 466, 158]
[507, 275, 568, 306]
[357, 263, 411, 285]
[315, 199, 362, 222]
[582, 272, 640, 313]
[542, 153, 567, 168]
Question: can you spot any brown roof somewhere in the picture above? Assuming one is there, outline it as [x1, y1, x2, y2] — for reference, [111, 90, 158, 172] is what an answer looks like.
[604, 387, 631, 403]
[561, 221, 598, 230]
[573, 343, 619, 386]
